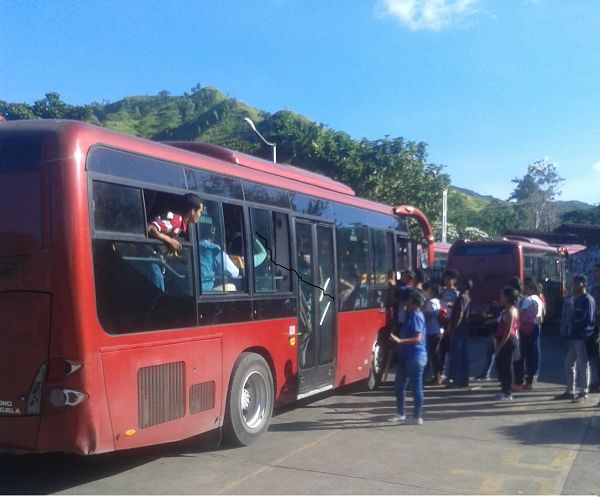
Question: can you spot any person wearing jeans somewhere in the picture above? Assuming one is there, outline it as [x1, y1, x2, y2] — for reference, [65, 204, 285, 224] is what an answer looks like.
[448, 277, 473, 388]
[389, 290, 427, 425]
[514, 277, 544, 390]
[494, 287, 520, 401]
[555, 274, 596, 403]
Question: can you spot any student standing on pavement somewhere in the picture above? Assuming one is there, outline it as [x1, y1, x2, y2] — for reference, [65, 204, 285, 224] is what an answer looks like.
[588, 264, 600, 393]
[439, 269, 460, 382]
[448, 276, 473, 388]
[388, 289, 427, 425]
[554, 275, 596, 403]
[423, 282, 443, 386]
[494, 287, 520, 401]
[513, 277, 544, 391]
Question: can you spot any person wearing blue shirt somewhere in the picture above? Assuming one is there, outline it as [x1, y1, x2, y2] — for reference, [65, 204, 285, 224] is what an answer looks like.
[389, 289, 427, 425]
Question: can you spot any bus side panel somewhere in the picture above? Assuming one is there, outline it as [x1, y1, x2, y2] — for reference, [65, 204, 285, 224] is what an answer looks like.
[335, 309, 383, 387]
[101, 338, 222, 451]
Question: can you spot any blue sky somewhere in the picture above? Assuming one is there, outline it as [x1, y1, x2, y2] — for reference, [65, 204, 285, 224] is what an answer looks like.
[1, 0, 599, 204]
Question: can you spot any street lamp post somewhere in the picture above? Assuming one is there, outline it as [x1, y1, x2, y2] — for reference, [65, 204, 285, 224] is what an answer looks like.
[430, 169, 448, 243]
[243, 117, 277, 163]
[441, 188, 448, 244]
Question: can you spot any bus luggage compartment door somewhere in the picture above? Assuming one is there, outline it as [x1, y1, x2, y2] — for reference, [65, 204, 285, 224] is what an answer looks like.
[0, 292, 51, 450]
[101, 337, 223, 450]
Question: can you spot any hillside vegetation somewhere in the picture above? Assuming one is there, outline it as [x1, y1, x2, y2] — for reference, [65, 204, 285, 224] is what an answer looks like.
[1, 87, 597, 237]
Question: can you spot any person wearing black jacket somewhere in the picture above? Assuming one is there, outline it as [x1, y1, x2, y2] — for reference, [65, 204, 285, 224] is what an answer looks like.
[447, 276, 473, 388]
[554, 275, 596, 403]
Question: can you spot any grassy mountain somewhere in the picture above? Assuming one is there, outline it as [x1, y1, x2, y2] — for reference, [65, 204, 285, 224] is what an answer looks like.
[2, 87, 596, 233]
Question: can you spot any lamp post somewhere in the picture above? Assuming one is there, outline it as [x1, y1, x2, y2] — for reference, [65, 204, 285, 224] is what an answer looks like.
[430, 169, 448, 244]
[243, 117, 277, 163]
[441, 187, 448, 244]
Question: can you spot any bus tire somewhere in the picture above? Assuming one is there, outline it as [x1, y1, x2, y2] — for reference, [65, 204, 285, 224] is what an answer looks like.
[223, 352, 274, 446]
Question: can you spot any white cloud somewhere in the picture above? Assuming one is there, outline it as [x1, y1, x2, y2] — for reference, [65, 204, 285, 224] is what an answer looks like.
[377, 0, 480, 31]
[593, 162, 600, 172]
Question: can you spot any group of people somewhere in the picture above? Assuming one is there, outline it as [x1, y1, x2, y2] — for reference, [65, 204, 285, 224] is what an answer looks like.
[387, 266, 599, 426]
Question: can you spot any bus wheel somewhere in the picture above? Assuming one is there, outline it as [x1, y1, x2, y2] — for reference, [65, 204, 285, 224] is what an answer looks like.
[367, 342, 383, 391]
[223, 352, 274, 446]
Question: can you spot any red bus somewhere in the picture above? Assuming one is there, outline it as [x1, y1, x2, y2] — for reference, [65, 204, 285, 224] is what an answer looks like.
[0, 120, 433, 454]
[447, 236, 574, 326]
[431, 242, 451, 283]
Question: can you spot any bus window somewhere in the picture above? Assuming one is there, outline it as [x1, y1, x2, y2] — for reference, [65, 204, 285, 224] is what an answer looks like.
[222, 203, 247, 293]
[337, 225, 369, 310]
[250, 209, 291, 293]
[197, 200, 232, 294]
[93, 182, 145, 235]
[0, 138, 46, 255]
[91, 184, 196, 333]
[370, 230, 392, 286]
[396, 235, 412, 273]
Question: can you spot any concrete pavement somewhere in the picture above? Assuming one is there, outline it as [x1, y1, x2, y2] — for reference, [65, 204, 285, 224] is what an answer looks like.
[1, 332, 599, 495]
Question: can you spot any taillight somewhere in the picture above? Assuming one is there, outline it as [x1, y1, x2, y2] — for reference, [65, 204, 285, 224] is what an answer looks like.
[48, 388, 87, 407]
[26, 363, 47, 415]
[42, 358, 86, 413]
[47, 358, 83, 383]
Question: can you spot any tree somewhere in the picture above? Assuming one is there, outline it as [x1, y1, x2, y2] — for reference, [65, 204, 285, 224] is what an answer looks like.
[509, 159, 564, 230]
[32, 92, 70, 118]
[462, 226, 490, 240]
[0, 101, 36, 120]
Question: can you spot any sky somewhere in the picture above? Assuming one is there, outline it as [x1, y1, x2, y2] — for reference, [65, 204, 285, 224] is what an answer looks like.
[1, 0, 599, 204]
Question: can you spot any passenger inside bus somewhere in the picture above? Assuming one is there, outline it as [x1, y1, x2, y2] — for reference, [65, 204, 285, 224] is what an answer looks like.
[198, 223, 240, 292]
[146, 193, 203, 291]
[297, 236, 313, 367]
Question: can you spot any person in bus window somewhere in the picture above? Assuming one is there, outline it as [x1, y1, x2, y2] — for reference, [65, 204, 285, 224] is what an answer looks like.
[198, 223, 239, 292]
[494, 287, 520, 401]
[554, 275, 595, 403]
[513, 277, 544, 391]
[388, 289, 427, 425]
[146, 193, 203, 291]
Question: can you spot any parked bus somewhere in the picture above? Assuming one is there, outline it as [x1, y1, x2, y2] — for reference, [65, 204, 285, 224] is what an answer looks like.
[0, 120, 433, 454]
[447, 236, 573, 327]
[431, 242, 450, 283]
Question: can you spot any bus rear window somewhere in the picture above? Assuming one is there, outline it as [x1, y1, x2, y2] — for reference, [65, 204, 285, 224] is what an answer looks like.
[452, 245, 514, 256]
[0, 135, 45, 254]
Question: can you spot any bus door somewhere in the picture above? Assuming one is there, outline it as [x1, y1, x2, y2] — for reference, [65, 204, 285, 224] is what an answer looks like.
[295, 220, 336, 397]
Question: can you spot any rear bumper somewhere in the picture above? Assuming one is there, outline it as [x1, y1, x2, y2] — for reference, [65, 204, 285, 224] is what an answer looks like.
[0, 416, 40, 452]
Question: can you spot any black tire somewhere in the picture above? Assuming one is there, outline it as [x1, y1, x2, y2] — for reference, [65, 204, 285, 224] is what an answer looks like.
[223, 352, 274, 446]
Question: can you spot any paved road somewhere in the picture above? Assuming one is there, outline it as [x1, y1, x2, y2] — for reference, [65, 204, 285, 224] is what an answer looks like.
[1, 331, 599, 495]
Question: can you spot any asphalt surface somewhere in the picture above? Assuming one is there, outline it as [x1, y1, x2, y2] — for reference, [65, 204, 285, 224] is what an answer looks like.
[1, 330, 599, 495]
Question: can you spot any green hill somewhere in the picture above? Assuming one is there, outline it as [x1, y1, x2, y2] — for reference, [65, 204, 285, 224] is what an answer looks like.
[1, 87, 595, 236]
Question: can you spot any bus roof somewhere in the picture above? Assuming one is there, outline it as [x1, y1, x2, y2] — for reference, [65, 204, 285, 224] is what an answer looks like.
[1, 119, 397, 218]
[451, 238, 561, 254]
[163, 141, 355, 196]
